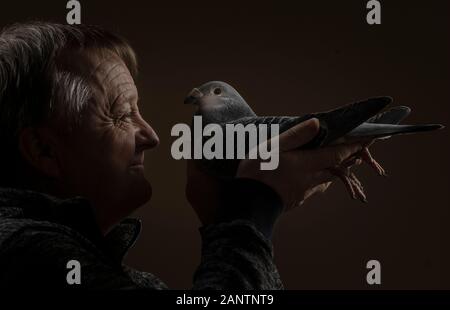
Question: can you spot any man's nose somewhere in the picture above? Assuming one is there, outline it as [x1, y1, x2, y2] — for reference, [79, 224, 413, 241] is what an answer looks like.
[135, 115, 160, 151]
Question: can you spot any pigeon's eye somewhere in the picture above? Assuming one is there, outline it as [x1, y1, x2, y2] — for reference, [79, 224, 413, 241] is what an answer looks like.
[213, 88, 222, 95]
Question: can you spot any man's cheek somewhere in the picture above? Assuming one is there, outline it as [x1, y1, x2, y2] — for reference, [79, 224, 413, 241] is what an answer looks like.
[107, 127, 136, 168]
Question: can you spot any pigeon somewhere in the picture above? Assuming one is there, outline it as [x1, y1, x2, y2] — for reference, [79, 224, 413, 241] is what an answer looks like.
[184, 81, 444, 203]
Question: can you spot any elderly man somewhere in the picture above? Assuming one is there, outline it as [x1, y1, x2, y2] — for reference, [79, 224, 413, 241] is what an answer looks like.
[0, 22, 363, 289]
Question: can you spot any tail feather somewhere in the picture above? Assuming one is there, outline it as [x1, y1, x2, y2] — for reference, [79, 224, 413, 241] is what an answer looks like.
[347, 123, 444, 140]
[367, 106, 411, 124]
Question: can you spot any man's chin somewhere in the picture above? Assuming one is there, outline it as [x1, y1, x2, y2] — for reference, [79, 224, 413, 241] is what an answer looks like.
[130, 178, 153, 208]
[129, 164, 145, 172]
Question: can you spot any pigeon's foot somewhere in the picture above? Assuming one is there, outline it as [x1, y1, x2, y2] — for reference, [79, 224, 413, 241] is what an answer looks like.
[329, 166, 367, 203]
[360, 147, 387, 177]
[349, 172, 367, 203]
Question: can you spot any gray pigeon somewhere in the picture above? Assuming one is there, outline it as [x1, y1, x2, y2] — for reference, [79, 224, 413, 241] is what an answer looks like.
[184, 81, 444, 202]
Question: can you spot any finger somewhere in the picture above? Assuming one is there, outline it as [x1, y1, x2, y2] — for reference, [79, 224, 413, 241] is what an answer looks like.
[278, 118, 320, 152]
[307, 143, 364, 170]
[312, 170, 336, 186]
[304, 182, 333, 201]
[322, 181, 332, 191]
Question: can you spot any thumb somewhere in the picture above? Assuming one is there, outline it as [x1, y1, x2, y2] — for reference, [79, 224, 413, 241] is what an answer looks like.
[278, 118, 320, 152]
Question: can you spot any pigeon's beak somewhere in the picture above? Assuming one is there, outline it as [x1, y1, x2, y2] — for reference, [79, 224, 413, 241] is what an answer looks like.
[184, 88, 204, 105]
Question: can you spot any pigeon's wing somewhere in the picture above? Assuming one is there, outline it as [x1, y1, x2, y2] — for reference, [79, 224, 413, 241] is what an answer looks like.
[343, 123, 444, 143]
[207, 96, 391, 178]
[367, 106, 411, 124]
[227, 97, 393, 149]
[311, 97, 393, 147]
[227, 116, 306, 132]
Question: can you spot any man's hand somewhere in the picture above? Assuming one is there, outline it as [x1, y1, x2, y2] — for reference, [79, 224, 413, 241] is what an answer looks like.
[186, 159, 227, 225]
[236, 118, 363, 210]
[186, 118, 364, 224]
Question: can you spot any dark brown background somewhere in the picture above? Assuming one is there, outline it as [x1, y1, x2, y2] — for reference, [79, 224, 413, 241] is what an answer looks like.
[1, 0, 449, 289]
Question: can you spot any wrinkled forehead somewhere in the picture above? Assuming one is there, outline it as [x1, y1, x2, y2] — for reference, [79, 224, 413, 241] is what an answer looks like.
[84, 52, 138, 106]
[60, 49, 137, 104]
[88, 52, 137, 100]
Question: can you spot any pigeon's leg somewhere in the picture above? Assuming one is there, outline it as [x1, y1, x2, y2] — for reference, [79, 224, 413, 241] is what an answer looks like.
[341, 155, 362, 169]
[360, 147, 387, 176]
[329, 165, 367, 203]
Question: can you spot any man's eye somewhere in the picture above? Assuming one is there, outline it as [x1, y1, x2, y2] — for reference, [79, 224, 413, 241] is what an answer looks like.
[123, 111, 134, 119]
[115, 111, 133, 124]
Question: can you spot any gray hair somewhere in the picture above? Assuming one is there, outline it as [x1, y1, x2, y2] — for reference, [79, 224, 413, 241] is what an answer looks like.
[0, 22, 138, 186]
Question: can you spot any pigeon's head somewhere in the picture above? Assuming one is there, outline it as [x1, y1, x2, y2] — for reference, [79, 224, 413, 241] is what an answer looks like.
[184, 81, 256, 124]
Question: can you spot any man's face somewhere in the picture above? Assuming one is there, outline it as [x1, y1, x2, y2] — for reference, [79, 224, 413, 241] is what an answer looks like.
[55, 52, 159, 232]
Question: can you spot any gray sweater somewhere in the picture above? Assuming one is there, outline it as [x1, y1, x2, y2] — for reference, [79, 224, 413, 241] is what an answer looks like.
[0, 187, 284, 289]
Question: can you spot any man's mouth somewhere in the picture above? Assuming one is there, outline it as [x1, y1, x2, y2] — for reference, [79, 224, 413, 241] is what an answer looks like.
[130, 163, 144, 168]
[129, 162, 145, 172]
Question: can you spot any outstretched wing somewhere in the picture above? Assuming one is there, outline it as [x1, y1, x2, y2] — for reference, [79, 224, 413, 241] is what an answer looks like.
[228, 96, 393, 149]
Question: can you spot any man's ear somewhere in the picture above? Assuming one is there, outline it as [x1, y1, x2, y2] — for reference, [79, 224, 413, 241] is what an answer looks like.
[18, 127, 62, 179]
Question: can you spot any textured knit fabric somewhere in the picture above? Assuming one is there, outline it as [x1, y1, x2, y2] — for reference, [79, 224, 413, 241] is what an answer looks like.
[0, 187, 283, 289]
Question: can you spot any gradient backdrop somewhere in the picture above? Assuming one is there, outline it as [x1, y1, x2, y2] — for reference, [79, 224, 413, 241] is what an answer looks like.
[1, 0, 449, 289]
